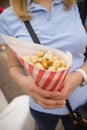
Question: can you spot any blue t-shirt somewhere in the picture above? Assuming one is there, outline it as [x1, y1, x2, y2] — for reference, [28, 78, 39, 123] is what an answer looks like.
[0, 0, 87, 115]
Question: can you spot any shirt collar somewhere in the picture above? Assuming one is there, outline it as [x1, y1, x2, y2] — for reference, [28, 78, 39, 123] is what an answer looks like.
[27, 0, 63, 13]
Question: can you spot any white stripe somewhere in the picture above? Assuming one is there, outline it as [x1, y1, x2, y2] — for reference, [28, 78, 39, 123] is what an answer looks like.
[38, 71, 51, 88]
[46, 72, 60, 90]
[32, 67, 40, 81]
[54, 70, 67, 90]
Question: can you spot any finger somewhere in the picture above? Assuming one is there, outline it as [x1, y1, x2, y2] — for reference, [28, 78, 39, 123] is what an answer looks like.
[36, 99, 66, 109]
[34, 87, 61, 98]
[35, 95, 66, 108]
[42, 99, 66, 107]
[57, 86, 70, 100]
[30, 77, 61, 98]
[32, 91, 66, 109]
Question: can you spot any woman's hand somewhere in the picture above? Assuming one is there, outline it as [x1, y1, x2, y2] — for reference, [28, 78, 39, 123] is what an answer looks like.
[53, 71, 83, 101]
[20, 75, 66, 109]
[5, 45, 65, 109]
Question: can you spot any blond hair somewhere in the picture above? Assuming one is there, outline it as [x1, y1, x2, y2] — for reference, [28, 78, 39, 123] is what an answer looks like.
[10, 0, 75, 21]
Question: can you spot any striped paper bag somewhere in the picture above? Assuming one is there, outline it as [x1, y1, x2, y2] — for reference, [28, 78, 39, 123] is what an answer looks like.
[1, 34, 72, 91]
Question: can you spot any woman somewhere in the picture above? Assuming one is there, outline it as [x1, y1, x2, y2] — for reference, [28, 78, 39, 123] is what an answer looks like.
[0, 0, 87, 130]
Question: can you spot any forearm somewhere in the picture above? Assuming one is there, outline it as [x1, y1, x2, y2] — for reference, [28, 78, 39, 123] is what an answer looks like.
[59, 60, 87, 99]
[69, 60, 87, 88]
[9, 66, 29, 91]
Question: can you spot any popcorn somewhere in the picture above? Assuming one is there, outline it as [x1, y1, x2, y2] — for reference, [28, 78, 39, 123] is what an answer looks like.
[22, 51, 67, 72]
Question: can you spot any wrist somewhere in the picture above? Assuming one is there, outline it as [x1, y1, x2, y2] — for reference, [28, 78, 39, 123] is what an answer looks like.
[75, 68, 87, 86]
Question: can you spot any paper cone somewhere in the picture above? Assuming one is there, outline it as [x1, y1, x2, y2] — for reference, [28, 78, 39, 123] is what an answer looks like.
[1, 34, 72, 91]
[18, 58, 70, 91]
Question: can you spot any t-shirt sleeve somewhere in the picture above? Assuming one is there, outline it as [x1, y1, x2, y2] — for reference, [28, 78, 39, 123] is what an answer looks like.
[0, 15, 9, 44]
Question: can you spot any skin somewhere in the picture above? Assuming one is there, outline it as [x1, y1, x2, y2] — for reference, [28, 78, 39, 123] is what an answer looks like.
[5, 0, 87, 109]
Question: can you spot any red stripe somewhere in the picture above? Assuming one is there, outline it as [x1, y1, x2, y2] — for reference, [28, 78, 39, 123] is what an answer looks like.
[58, 68, 70, 91]
[12, 50, 19, 60]
[41, 72, 56, 89]
[50, 70, 65, 91]
[19, 57, 25, 66]
[35, 70, 45, 85]
[28, 64, 34, 76]
[12, 50, 25, 67]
